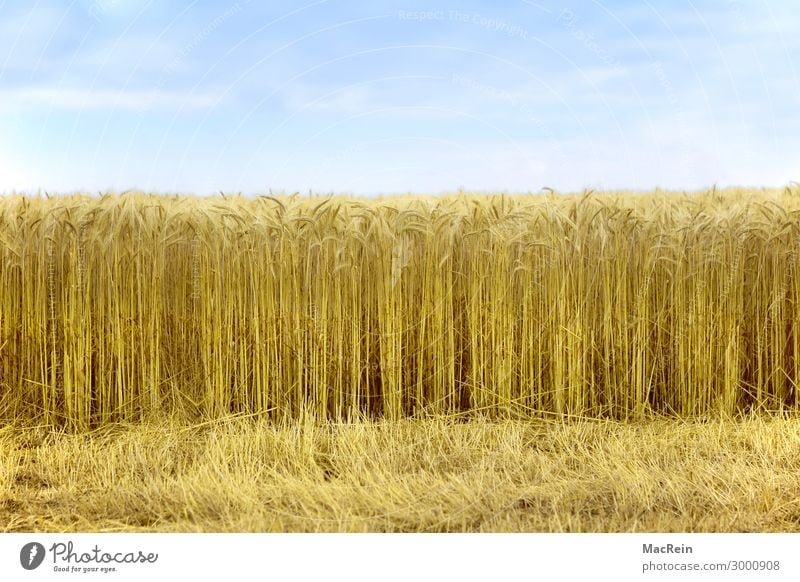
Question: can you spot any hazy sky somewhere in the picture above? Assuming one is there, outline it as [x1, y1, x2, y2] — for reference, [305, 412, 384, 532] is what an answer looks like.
[0, 0, 798, 195]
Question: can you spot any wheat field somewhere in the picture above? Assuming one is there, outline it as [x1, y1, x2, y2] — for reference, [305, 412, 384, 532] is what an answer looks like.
[2, 188, 800, 532]
[2, 188, 800, 427]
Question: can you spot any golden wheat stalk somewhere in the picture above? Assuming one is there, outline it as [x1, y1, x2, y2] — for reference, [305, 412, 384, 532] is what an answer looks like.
[1, 189, 798, 428]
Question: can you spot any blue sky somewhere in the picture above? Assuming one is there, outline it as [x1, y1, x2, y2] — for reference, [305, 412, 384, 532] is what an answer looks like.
[0, 0, 798, 195]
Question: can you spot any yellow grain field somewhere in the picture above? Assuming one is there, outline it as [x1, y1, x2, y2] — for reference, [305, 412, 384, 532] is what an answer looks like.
[2, 188, 800, 427]
[2, 188, 800, 532]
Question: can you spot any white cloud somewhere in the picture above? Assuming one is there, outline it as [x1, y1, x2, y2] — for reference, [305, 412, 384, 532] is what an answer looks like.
[279, 83, 392, 115]
[304, 86, 374, 114]
[0, 87, 224, 112]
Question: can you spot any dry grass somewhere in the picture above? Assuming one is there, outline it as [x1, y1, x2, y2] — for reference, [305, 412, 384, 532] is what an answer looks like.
[1, 416, 800, 532]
